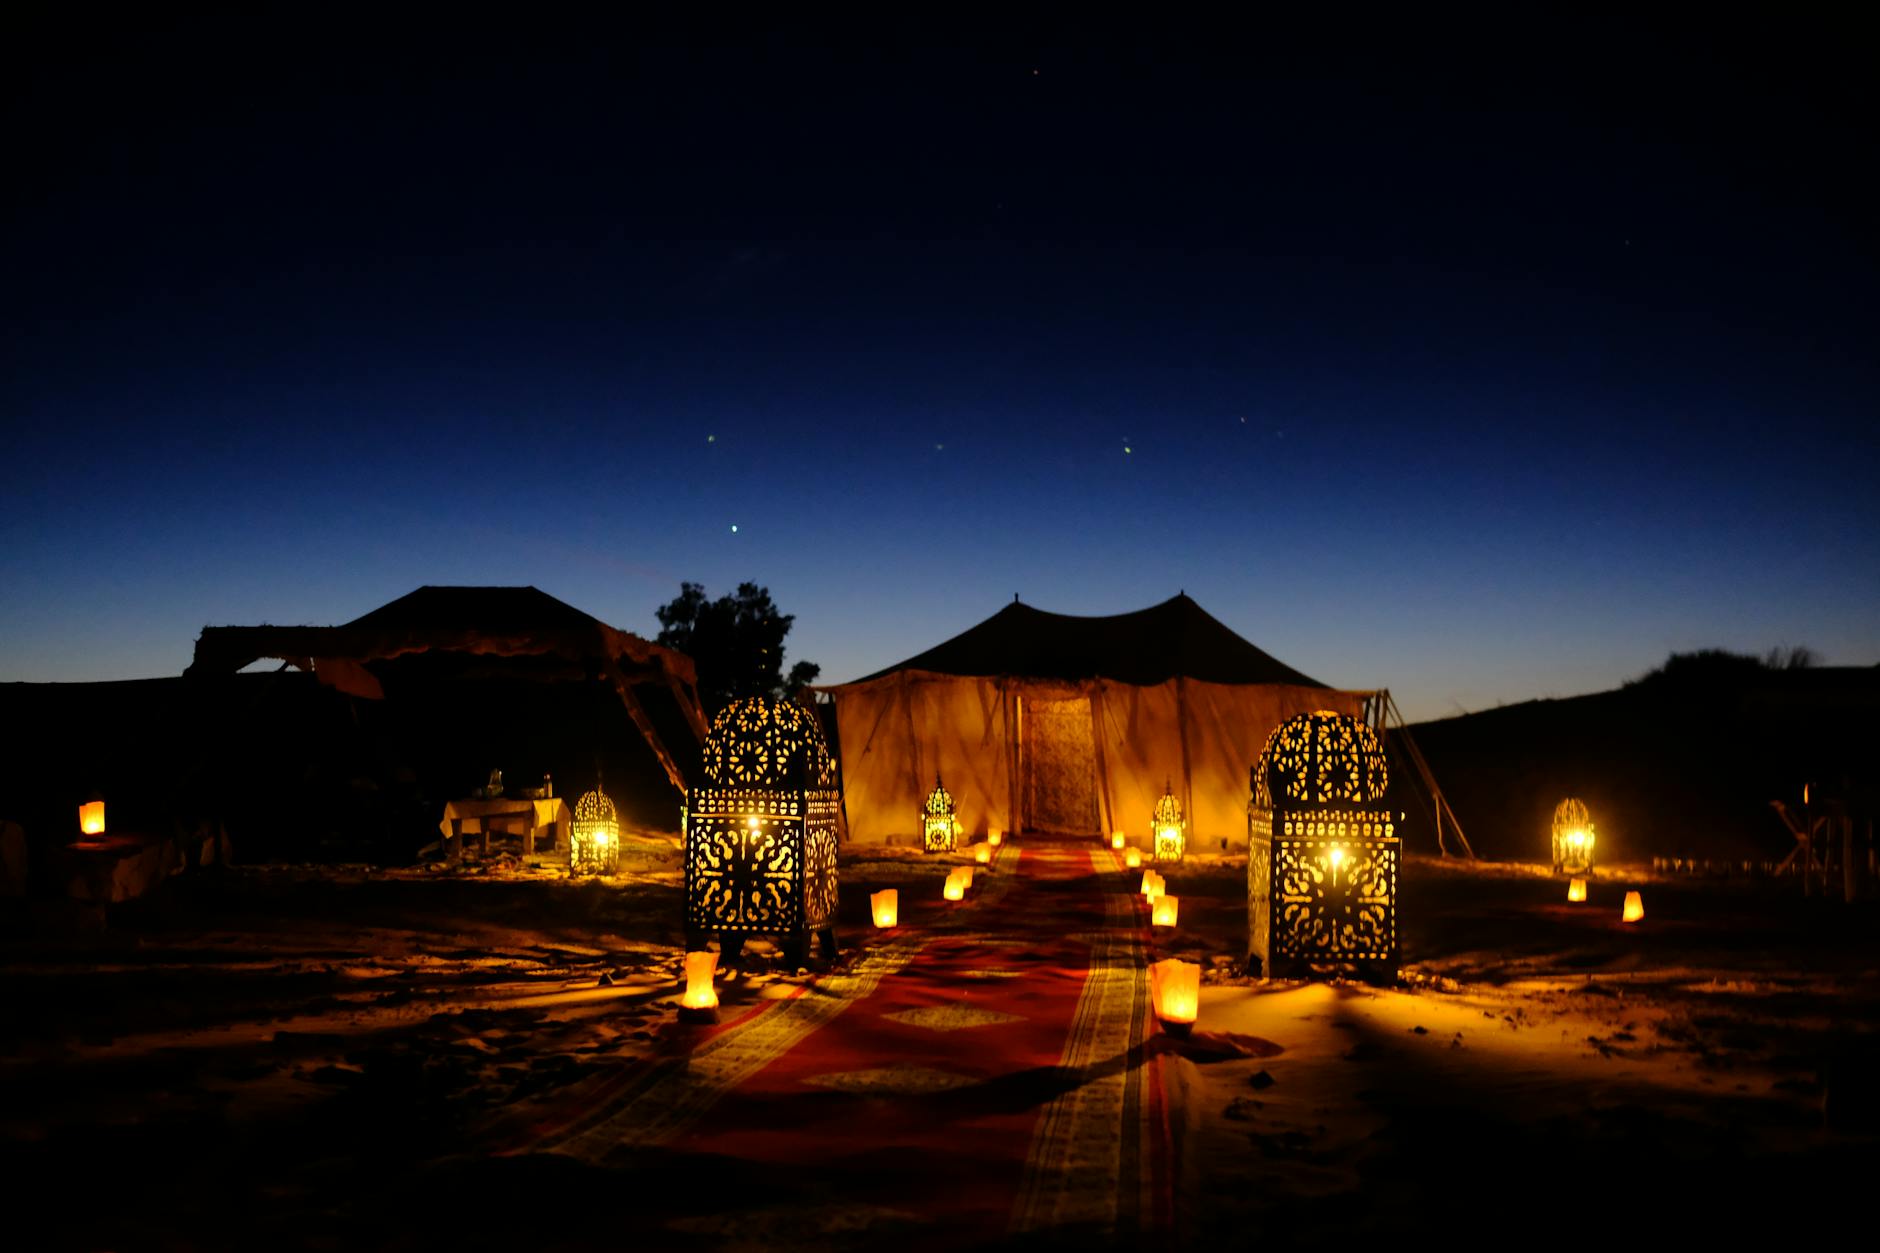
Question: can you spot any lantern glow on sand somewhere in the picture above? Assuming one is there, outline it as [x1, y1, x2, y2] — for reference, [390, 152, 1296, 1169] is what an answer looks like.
[1551, 798, 1596, 875]
[680, 950, 719, 1019]
[570, 786, 621, 875]
[1623, 891, 1645, 923]
[1149, 958, 1199, 1034]
[78, 800, 105, 836]
[1153, 784, 1186, 863]
[1152, 895, 1179, 927]
[1567, 877, 1588, 903]
[870, 889, 898, 928]
[923, 775, 958, 854]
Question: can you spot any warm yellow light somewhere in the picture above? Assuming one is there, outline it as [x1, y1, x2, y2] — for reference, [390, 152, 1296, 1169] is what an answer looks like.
[974, 843, 992, 864]
[1140, 869, 1157, 896]
[943, 873, 966, 902]
[1328, 846, 1345, 869]
[1124, 848, 1142, 869]
[681, 950, 719, 1010]
[1149, 958, 1199, 1026]
[1622, 891, 1644, 923]
[745, 815, 760, 830]
[1152, 895, 1179, 927]
[988, 830, 1003, 847]
[1111, 831, 1126, 850]
[870, 888, 898, 928]
[1567, 877, 1587, 903]
[78, 800, 105, 836]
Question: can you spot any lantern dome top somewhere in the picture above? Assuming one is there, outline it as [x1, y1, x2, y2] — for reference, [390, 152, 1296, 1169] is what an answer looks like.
[1261, 709, 1388, 806]
[924, 775, 955, 815]
[702, 696, 837, 789]
[1153, 783, 1183, 825]
[1551, 797, 1592, 834]
[574, 788, 617, 823]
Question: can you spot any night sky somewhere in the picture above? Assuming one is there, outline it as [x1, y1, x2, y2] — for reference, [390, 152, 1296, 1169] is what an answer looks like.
[4, 12, 1875, 720]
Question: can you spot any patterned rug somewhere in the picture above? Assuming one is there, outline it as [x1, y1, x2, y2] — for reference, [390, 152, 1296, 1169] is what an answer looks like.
[509, 838, 1170, 1247]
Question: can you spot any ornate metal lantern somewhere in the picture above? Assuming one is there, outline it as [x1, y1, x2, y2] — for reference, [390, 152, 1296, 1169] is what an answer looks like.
[686, 697, 841, 966]
[1550, 797, 1596, 875]
[1248, 710, 1398, 981]
[922, 774, 957, 854]
[569, 785, 620, 875]
[1152, 783, 1186, 863]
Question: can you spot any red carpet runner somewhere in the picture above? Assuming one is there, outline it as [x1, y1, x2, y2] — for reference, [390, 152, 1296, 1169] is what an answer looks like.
[520, 839, 1171, 1246]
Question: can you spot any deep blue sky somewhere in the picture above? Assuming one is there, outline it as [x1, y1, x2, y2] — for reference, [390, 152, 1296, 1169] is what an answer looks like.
[4, 12, 1876, 720]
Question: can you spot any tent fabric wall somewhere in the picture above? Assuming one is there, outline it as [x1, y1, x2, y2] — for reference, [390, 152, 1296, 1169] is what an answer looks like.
[829, 669, 1363, 848]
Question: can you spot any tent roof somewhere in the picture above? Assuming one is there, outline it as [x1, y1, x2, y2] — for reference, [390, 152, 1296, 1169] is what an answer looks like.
[831, 594, 1330, 688]
[186, 586, 706, 788]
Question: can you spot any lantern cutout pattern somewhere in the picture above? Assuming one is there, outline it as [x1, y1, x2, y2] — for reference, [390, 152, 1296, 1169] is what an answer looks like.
[1152, 895, 1179, 927]
[78, 800, 106, 836]
[1567, 877, 1588, 903]
[680, 950, 719, 1020]
[1551, 798, 1597, 875]
[1153, 785, 1186, 863]
[870, 889, 899, 928]
[1149, 958, 1200, 1034]
[923, 775, 958, 854]
[1622, 891, 1645, 923]
[685, 697, 841, 966]
[1248, 710, 1398, 982]
[570, 786, 620, 875]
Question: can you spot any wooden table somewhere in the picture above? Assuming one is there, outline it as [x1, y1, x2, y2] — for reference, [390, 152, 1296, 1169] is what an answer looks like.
[438, 797, 571, 862]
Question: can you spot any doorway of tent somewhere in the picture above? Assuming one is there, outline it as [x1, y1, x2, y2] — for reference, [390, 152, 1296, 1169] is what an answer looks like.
[1020, 695, 1100, 836]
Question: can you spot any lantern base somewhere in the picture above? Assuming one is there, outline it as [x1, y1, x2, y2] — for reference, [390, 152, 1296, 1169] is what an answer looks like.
[1157, 1018, 1194, 1039]
[678, 1005, 720, 1025]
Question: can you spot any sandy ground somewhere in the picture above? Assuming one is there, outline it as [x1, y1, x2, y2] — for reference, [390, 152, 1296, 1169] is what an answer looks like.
[3, 842, 1876, 1249]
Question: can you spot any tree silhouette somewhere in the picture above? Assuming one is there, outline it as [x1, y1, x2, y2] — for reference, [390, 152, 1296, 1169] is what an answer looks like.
[654, 582, 821, 714]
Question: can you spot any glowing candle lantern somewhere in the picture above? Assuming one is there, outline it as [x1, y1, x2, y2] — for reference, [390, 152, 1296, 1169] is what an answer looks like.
[988, 829, 1003, 848]
[974, 843, 992, 865]
[78, 800, 105, 836]
[1111, 831, 1127, 850]
[1550, 798, 1597, 876]
[870, 889, 898, 928]
[1124, 848, 1142, 869]
[1149, 958, 1199, 1034]
[943, 869, 967, 901]
[1622, 891, 1644, 923]
[922, 775, 958, 854]
[569, 785, 621, 875]
[1153, 783, 1186, 863]
[1152, 894, 1179, 927]
[687, 697, 841, 967]
[1567, 877, 1588, 903]
[680, 950, 719, 1017]
[1248, 711, 1398, 982]
[1140, 869, 1164, 898]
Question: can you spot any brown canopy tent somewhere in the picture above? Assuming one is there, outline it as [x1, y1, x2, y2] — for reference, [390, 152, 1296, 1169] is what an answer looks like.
[186, 586, 707, 789]
[817, 594, 1376, 849]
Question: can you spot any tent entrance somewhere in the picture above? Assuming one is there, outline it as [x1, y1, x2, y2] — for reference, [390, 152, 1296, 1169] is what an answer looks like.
[1022, 696, 1100, 835]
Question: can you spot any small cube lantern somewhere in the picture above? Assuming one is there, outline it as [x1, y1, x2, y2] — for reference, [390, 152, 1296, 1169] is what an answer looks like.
[569, 785, 620, 875]
[1551, 798, 1596, 875]
[686, 697, 841, 967]
[78, 799, 106, 836]
[1248, 710, 1399, 982]
[922, 774, 958, 854]
[1153, 783, 1185, 863]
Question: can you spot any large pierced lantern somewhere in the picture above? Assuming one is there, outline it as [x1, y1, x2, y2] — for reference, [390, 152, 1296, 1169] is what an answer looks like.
[570, 787, 620, 875]
[1550, 797, 1596, 875]
[1248, 710, 1398, 981]
[922, 775, 957, 854]
[1152, 783, 1186, 863]
[687, 697, 841, 961]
